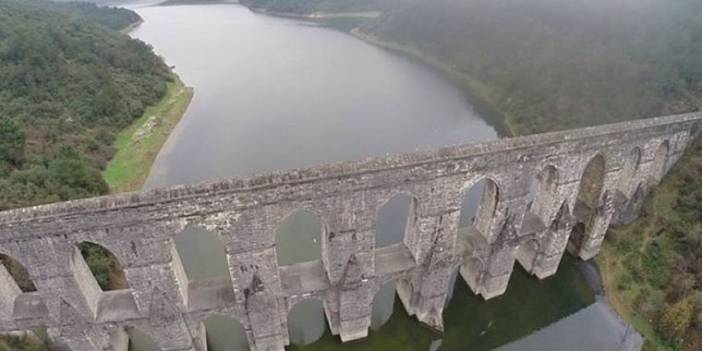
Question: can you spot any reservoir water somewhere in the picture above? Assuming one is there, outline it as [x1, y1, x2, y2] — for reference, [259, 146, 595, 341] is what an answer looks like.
[126, 2, 595, 350]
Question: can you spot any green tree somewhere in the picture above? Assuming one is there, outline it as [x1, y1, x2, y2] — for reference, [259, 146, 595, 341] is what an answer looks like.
[657, 297, 694, 343]
[0, 117, 25, 168]
[46, 145, 109, 200]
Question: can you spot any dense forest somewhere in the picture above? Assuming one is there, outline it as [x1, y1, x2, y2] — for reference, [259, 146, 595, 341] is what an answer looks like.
[361, 0, 702, 134]
[0, 0, 171, 210]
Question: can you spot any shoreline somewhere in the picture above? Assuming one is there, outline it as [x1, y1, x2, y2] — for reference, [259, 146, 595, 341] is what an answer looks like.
[250, 8, 380, 20]
[244, 4, 515, 137]
[119, 18, 143, 34]
[347, 28, 515, 137]
[105, 17, 195, 194]
[102, 73, 193, 193]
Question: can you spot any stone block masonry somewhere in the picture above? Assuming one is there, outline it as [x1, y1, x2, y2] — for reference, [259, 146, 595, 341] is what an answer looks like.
[0, 112, 700, 351]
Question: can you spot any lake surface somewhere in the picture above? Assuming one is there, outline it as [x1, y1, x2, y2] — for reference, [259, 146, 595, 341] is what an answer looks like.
[126, 2, 594, 350]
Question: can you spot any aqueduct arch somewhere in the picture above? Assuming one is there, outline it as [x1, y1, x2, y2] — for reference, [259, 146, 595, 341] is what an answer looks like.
[0, 113, 698, 351]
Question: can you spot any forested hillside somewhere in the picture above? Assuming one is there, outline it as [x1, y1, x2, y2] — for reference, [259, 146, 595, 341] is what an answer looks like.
[360, 0, 702, 135]
[0, 0, 171, 210]
[242, 0, 702, 135]
[54, 1, 142, 30]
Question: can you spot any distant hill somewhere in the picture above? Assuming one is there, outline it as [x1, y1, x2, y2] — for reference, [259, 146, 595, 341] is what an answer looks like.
[239, 0, 396, 14]
[363, 0, 702, 134]
[48, 0, 142, 30]
[242, 0, 702, 136]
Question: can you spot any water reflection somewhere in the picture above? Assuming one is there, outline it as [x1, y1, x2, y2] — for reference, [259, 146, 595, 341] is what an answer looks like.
[175, 225, 230, 279]
[204, 315, 249, 351]
[376, 194, 413, 248]
[276, 211, 323, 266]
[288, 300, 326, 346]
[371, 281, 398, 330]
[289, 256, 594, 351]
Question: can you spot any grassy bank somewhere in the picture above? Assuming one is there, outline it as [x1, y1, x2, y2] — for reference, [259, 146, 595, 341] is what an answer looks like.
[103, 75, 193, 193]
[598, 135, 702, 351]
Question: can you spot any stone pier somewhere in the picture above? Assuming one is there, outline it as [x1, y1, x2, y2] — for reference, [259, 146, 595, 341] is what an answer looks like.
[0, 113, 699, 350]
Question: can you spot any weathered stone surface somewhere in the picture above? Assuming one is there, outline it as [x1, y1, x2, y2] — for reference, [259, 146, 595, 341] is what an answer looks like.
[0, 113, 699, 350]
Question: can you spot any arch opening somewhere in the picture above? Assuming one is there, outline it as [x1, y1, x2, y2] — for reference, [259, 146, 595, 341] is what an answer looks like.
[108, 327, 129, 351]
[77, 242, 128, 291]
[0, 253, 36, 292]
[618, 147, 642, 196]
[517, 238, 541, 273]
[517, 166, 560, 274]
[576, 154, 606, 213]
[0, 329, 46, 350]
[376, 193, 414, 248]
[527, 165, 559, 218]
[691, 122, 700, 138]
[127, 327, 160, 351]
[620, 183, 646, 224]
[570, 155, 606, 257]
[371, 280, 398, 330]
[444, 268, 461, 306]
[72, 242, 134, 319]
[652, 140, 670, 183]
[459, 178, 499, 236]
[276, 210, 323, 266]
[567, 223, 587, 255]
[204, 314, 249, 351]
[287, 299, 326, 346]
[459, 256, 485, 291]
[174, 224, 231, 280]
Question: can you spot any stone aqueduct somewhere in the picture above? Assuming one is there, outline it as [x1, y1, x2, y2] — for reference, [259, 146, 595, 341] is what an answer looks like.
[0, 113, 700, 351]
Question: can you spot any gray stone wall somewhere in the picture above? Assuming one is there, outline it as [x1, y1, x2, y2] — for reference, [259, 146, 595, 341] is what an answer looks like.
[0, 112, 700, 351]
